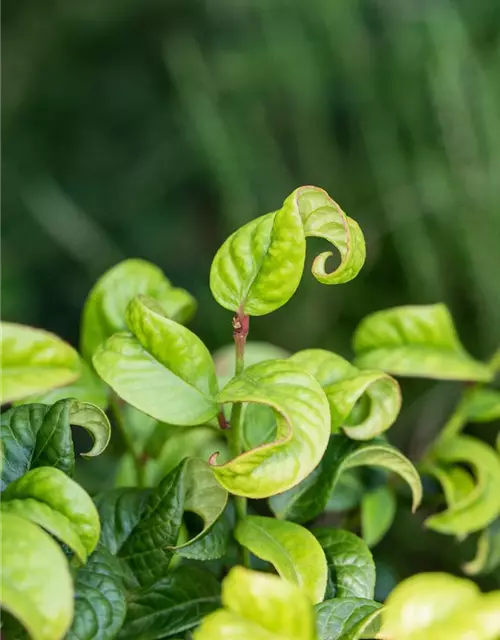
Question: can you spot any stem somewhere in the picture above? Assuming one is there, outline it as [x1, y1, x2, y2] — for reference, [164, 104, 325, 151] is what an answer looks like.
[230, 310, 250, 568]
[109, 393, 146, 487]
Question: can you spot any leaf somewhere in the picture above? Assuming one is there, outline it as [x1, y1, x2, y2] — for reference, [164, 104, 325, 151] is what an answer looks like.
[213, 341, 289, 387]
[118, 565, 221, 640]
[379, 573, 500, 640]
[269, 434, 421, 524]
[289, 349, 401, 439]
[93, 295, 218, 425]
[315, 598, 382, 640]
[353, 304, 492, 382]
[0, 322, 81, 404]
[96, 458, 228, 586]
[210, 185, 365, 316]
[463, 518, 500, 576]
[67, 544, 127, 640]
[0, 512, 74, 640]
[314, 529, 375, 600]
[234, 515, 327, 604]
[425, 435, 500, 535]
[194, 567, 316, 640]
[361, 486, 397, 548]
[81, 258, 196, 361]
[1, 466, 100, 562]
[464, 388, 500, 422]
[0, 398, 111, 488]
[326, 471, 364, 512]
[210, 359, 330, 498]
[17, 359, 108, 409]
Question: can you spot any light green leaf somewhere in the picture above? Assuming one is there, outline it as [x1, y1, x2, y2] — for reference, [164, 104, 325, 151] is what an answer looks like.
[96, 458, 228, 586]
[361, 486, 397, 548]
[426, 465, 475, 510]
[0, 512, 74, 640]
[1, 322, 81, 404]
[353, 304, 492, 382]
[67, 544, 127, 640]
[194, 567, 316, 640]
[214, 341, 289, 387]
[464, 388, 500, 423]
[379, 573, 500, 640]
[235, 515, 327, 604]
[17, 359, 108, 409]
[1, 467, 100, 562]
[315, 598, 382, 640]
[118, 565, 221, 639]
[314, 529, 375, 600]
[93, 295, 218, 425]
[425, 435, 500, 535]
[463, 519, 500, 576]
[0, 399, 111, 488]
[81, 258, 196, 361]
[289, 349, 401, 439]
[270, 435, 421, 524]
[210, 186, 365, 316]
[210, 359, 330, 498]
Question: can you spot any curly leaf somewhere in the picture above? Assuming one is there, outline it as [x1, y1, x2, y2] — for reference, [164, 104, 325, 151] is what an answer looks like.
[93, 295, 218, 425]
[214, 341, 289, 387]
[0, 512, 74, 640]
[464, 388, 500, 423]
[314, 528, 375, 600]
[425, 435, 500, 535]
[289, 349, 401, 439]
[361, 486, 397, 548]
[81, 258, 196, 361]
[194, 567, 316, 640]
[379, 573, 500, 640]
[235, 515, 327, 604]
[270, 434, 421, 523]
[0, 399, 110, 488]
[463, 519, 500, 576]
[96, 458, 228, 586]
[17, 359, 108, 409]
[1, 322, 81, 404]
[353, 304, 492, 382]
[67, 544, 127, 640]
[315, 598, 382, 640]
[210, 359, 330, 498]
[1, 467, 100, 562]
[119, 565, 221, 640]
[210, 186, 365, 316]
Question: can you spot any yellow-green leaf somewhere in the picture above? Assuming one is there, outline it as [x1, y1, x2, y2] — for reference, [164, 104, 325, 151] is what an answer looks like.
[463, 519, 500, 576]
[353, 304, 492, 382]
[210, 359, 330, 498]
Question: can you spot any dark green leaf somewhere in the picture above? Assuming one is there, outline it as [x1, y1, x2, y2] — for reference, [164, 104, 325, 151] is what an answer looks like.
[361, 486, 397, 548]
[315, 597, 382, 640]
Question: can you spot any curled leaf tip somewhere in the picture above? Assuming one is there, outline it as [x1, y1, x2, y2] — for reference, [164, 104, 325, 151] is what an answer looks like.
[209, 451, 220, 465]
[69, 400, 111, 458]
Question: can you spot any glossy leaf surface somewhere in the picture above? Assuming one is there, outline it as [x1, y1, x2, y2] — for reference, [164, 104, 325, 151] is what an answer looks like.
[314, 528, 375, 600]
[210, 359, 330, 498]
[379, 573, 500, 640]
[353, 304, 492, 382]
[463, 518, 500, 576]
[93, 295, 218, 425]
[119, 565, 221, 639]
[67, 544, 127, 640]
[1, 322, 81, 403]
[81, 258, 196, 361]
[289, 349, 401, 439]
[210, 186, 365, 316]
[0, 512, 73, 640]
[235, 515, 327, 604]
[361, 486, 397, 548]
[194, 567, 316, 640]
[270, 435, 421, 523]
[0, 399, 111, 488]
[1, 467, 100, 562]
[425, 435, 500, 535]
[315, 597, 382, 640]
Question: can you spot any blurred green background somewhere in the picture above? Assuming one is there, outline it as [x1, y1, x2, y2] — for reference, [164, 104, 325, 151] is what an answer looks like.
[2, 0, 500, 592]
